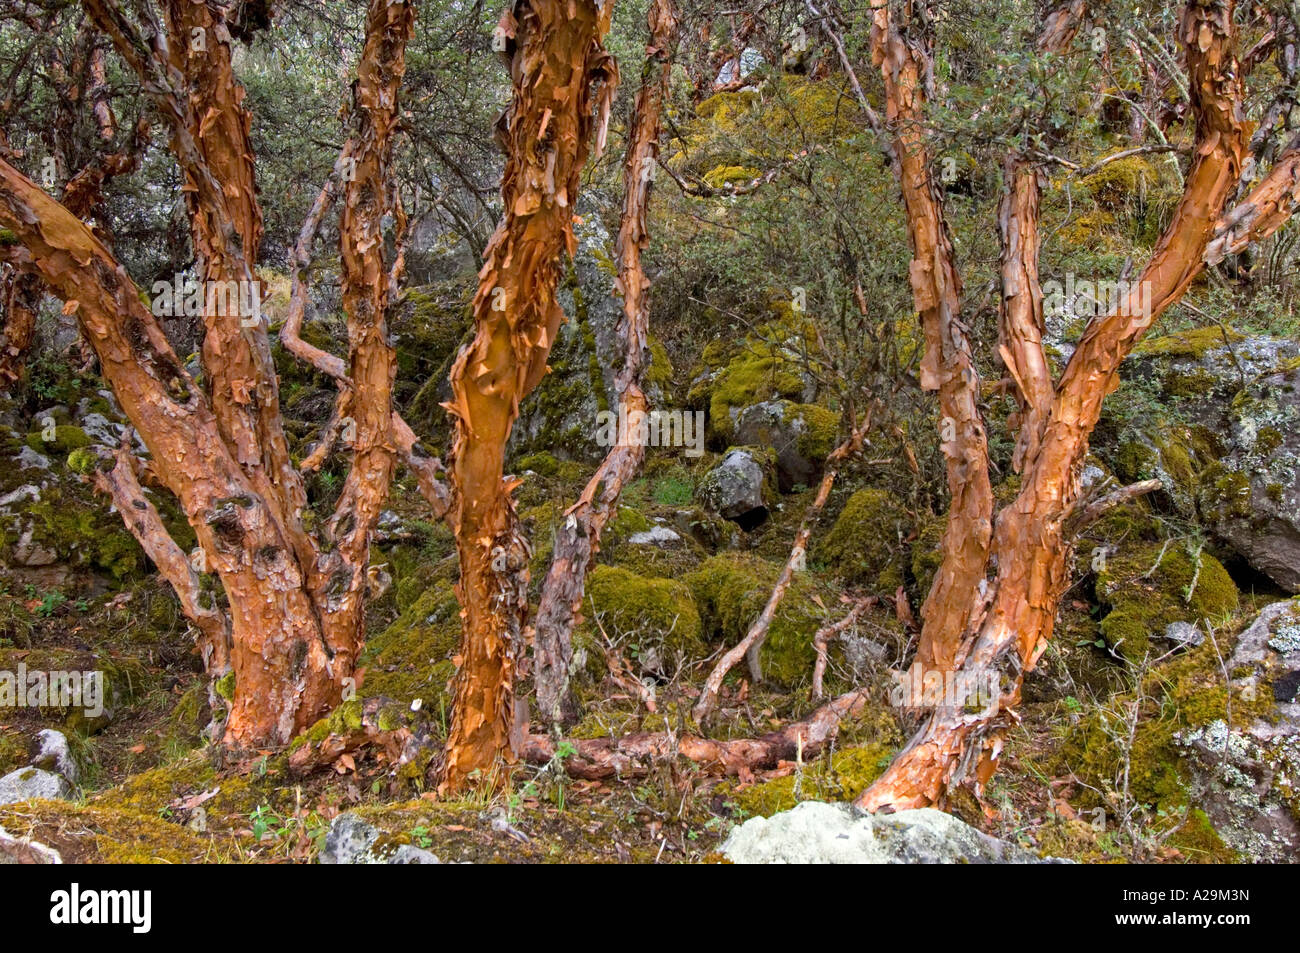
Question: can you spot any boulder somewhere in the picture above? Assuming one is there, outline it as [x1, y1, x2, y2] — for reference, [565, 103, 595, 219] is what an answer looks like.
[1105, 331, 1300, 592]
[1172, 599, 1300, 862]
[731, 400, 836, 491]
[319, 812, 441, 865]
[697, 448, 767, 528]
[720, 801, 1066, 864]
[29, 729, 78, 785]
[0, 767, 71, 805]
[1199, 361, 1300, 592]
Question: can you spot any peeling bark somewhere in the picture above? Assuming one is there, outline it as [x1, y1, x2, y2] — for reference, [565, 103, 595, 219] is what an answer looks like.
[440, 0, 617, 791]
[869, 0, 992, 673]
[858, 0, 1255, 812]
[999, 2, 1086, 472]
[0, 269, 38, 390]
[531, 0, 677, 732]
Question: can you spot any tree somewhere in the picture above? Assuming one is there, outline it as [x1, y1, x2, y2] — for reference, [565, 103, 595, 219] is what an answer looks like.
[438, 0, 618, 789]
[0, 0, 417, 747]
[855, 0, 1300, 811]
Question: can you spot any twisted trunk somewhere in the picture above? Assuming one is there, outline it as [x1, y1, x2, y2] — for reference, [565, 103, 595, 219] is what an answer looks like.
[858, 0, 1252, 811]
[440, 0, 617, 790]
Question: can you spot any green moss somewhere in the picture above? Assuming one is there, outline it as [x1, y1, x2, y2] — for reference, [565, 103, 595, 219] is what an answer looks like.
[686, 552, 826, 687]
[1255, 426, 1284, 456]
[722, 743, 896, 817]
[0, 228, 18, 246]
[814, 487, 911, 589]
[1096, 542, 1239, 663]
[584, 565, 704, 661]
[214, 671, 236, 702]
[4, 485, 145, 579]
[910, 512, 945, 600]
[1134, 326, 1242, 359]
[645, 337, 674, 393]
[25, 425, 91, 455]
[1114, 439, 1157, 483]
[791, 403, 839, 461]
[65, 447, 99, 474]
[703, 165, 760, 189]
[359, 580, 461, 705]
[514, 451, 560, 477]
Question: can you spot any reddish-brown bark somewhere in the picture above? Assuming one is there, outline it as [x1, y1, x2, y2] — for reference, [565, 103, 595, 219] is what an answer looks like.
[440, 0, 617, 791]
[0, 0, 419, 748]
[869, 0, 992, 674]
[857, 0, 1258, 811]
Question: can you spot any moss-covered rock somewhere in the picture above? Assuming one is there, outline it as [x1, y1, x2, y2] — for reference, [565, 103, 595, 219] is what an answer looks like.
[358, 581, 461, 706]
[1095, 541, 1239, 663]
[583, 565, 705, 671]
[686, 552, 827, 687]
[815, 487, 911, 590]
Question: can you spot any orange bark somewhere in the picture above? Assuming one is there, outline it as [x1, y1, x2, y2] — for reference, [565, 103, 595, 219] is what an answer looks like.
[441, 0, 617, 790]
[0, 0, 419, 748]
[869, 0, 992, 674]
[858, 0, 1255, 811]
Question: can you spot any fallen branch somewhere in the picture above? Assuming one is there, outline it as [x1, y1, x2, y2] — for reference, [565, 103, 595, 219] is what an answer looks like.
[523, 688, 870, 780]
[811, 596, 878, 702]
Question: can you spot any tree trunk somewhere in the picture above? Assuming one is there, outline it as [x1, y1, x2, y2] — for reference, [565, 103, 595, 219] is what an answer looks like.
[531, 0, 678, 732]
[857, 0, 1253, 811]
[869, 1, 992, 674]
[441, 0, 617, 791]
[0, 0, 419, 748]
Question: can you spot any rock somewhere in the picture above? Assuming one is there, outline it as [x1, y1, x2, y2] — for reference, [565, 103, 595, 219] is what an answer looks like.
[732, 400, 836, 491]
[697, 448, 767, 528]
[76, 412, 122, 448]
[1171, 599, 1300, 862]
[1108, 332, 1300, 591]
[1162, 620, 1204, 647]
[720, 801, 1066, 864]
[1200, 361, 1300, 592]
[509, 194, 667, 463]
[29, 729, 78, 785]
[0, 767, 71, 805]
[10, 523, 58, 567]
[0, 483, 41, 509]
[16, 447, 50, 471]
[319, 812, 440, 865]
[0, 825, 62, 864]
[627, 525, 682, 546]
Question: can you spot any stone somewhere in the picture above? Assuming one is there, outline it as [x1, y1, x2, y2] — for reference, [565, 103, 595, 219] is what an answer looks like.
[627, 525, 682, 546]
[320, 812, 441, 865]
[0, 767, 71, 805]
[697, 448, 767, 528]
[720, 801, 1066, 864]
[1171, 599, 1300, 863]
[0, 825, 62, 864]
[30, 729, 78, 785]
[731, 400, 831, 491]
[1162, 620, 1204, 647]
